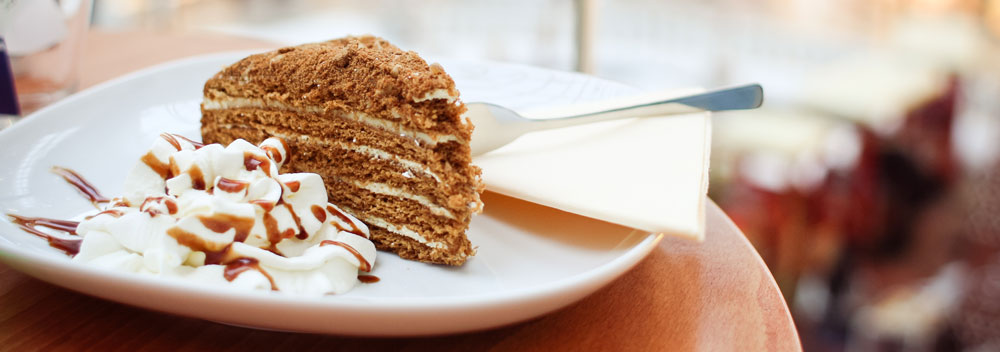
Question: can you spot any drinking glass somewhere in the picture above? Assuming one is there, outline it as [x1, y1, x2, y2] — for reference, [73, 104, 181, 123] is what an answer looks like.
[0, 0, 91, 119]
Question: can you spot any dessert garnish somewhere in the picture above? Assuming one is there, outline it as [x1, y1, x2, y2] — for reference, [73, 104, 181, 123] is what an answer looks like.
[7, 133, 378, 295]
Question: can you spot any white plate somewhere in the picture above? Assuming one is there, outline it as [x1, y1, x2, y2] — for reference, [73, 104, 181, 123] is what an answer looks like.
[0, 53, 663, 336]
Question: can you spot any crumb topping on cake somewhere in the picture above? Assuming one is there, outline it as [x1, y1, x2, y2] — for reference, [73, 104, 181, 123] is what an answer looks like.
[204, 35, 465, 133]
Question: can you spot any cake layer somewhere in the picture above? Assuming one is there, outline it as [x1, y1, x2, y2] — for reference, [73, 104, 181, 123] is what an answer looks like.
[201, 109, 481, 215]
[201, 107, 481, 195]
[329, 177, 475, 265]
[323, 178, 467, 242]
[366, 226, 473, 266]
[291, 158, 468, 221]
[202, 125, 475, 225]
[203, 96, 463, 146]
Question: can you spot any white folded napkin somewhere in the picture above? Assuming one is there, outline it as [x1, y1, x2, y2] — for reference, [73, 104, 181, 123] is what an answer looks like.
[473, 90, 711, 240]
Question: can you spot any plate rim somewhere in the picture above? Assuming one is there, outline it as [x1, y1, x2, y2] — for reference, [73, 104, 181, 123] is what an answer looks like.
[0, 229, 663, 309]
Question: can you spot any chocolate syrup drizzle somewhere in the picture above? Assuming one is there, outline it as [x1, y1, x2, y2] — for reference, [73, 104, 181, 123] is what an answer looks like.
[159, 132, 206, 151]
[358, 275, 380, 283]
[85, 209, 124, 220]
[260, 138, 289, 165]
[51, 166, 110, 206]
[7, 214, 81, 256]
[320, 240, 372, 272]
[326, 205, 366, 237]
[7, 133, 378, 290]
[216, 178, 249, 193]
[224, 257, 278, 291]
[139, 197, 178, 216]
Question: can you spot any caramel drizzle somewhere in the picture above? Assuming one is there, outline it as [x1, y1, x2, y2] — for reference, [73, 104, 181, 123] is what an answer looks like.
[160, 133, 205, 151]
[261, 145, 283, 164]
[198, 214, 255, 244]
[276, 138, 290, 163]
[172, 134, 206, 149]
[311, 205, 327, 223]
[250, 199, 276, 212]
[189, 165, 206, 191]
[166, 227, 234, 265]
[358, 275, 380, 283]
[141, 152, 172, 179]
[168, 216, 283, 289]
[320, 240, 371, 272]
[165, 199, 178, 215]
[143, 134, 207, 186]
[160, 133, 183, 151]
[165, 213, 257, 265]
[283, 203, 309, 240]
[85, 209, 124, 220]
[7, 214, 81, 256]
[224, 257, 278, 291]
[262, 212, 292, 256]
[110, 199, 131, 208]
[8, 214, 79, 234]
[216, 177, 249, 193]
[243, 152, 272, 176]
[248, 178, 283, 213]
[51, 166, 110, 206]
[326, 205, 366, 238]
[139, 197, 178, 216]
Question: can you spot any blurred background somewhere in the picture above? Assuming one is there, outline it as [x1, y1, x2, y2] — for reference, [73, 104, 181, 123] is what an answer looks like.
[14, 0, 1000, 350]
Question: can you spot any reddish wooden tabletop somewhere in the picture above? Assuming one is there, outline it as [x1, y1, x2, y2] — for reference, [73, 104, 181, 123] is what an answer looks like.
[0, 30, 800, 351]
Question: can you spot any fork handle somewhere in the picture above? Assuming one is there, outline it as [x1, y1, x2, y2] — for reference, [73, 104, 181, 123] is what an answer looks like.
[526, 83, 763, 132]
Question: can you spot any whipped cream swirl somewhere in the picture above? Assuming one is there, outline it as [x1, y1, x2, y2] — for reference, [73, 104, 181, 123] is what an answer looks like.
[73, 134, 375, 295]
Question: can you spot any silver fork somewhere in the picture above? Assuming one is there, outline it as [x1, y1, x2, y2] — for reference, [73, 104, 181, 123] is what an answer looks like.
[466, 83, 763, 156]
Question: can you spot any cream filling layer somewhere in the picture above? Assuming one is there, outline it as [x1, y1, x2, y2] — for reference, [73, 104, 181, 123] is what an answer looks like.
[207, 124, 442, 181]
[282, 132, 443, 183]
[355, 213, 448, 249]
[206, 125, 473, 216]
[203, 97, 460, 146]
[278, 134, 465, 219]
[414, 89, 458, 103]
[352, 180, 455, 219]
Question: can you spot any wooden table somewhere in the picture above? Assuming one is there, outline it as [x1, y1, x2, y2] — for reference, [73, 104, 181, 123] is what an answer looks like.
[0, 30, 800, 351]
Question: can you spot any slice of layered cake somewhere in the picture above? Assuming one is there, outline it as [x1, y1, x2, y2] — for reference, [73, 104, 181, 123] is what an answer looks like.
[200, 35, 483, 265]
